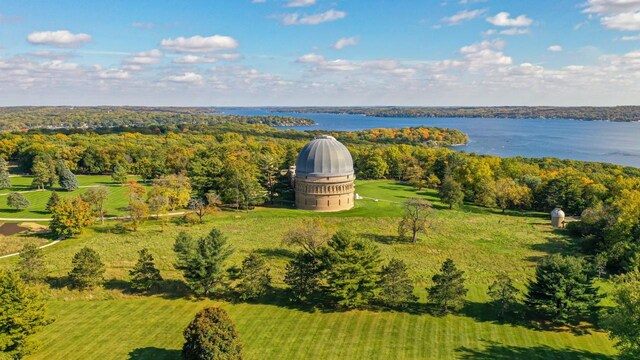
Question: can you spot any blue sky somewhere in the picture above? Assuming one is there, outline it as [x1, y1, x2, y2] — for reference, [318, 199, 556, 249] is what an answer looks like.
[1, 0, 639, 106]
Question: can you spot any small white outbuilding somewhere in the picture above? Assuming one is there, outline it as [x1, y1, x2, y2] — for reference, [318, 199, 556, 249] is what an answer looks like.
[551, 208, 566, 228]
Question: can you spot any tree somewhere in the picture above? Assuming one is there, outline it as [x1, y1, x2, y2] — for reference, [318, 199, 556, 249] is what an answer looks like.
[30, 155, 56, 190]
[111, 163, 128, 185]
[81, 187, 109, 224]
[377, 258, 417, 308]
[50, 197, 94, 238]
[7, 192, 30, 210]
[323, 231, 381, 309]
[281, 218, 329, 255]
[174, 229, 233, 296]
[427, 258, 467, 314]
[284, 251, 323, 303]
[398, 198, 434, 243]
[150, 174, 192, 210]
[405, 165, 426, 190]
[0, 270, 51, 358]
[18, 242, 47, 284]
[439, 175, 464, 209]
[0, 157, 11, 190]
[128, 199, 149, 232]
[235, 253, 271, 301]
[68, 247, 105, 290]
[602, 271, 640, 359]
[493, 178, 531, 213]
[189, 198, 208, 223]
[129, 248, 162, 292]
[45, 191, 60, 212]
[182, 307, 243, 360]
[57, 160, 78, 191]
[525, 254, 600, 323]
[488, 273, 519, 318]
[148, 194, 169, 230]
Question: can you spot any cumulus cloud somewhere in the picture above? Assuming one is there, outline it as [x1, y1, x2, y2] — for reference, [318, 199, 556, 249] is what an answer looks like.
[601, 12, 640, 30]
[297, 53, 326, 63]
[486, 12, 533, 27]
[27, 30, 92, 48]
[164, 72, 204, 84]
[97, 68, 130, 79]
[500, 28, 530, 35]
[442, 9, 486, 25]
[173, 55, 217, 64]
[124, 49, 163, 66]
[332, 37, 358, 50]
[281, 9, 347, 25]
[621, 34, 640, 40]
[161, 35, 239, 53]
[548, 45, 563, 52]
[583, 0, 640, 14]
[286, 0, 316, 7]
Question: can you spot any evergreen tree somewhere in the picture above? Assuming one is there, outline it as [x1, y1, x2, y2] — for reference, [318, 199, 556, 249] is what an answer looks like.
[0, 157, 11, 190]
[284, 251, 323, 303]
[129, 248, 163, 292]
[18, 242, 47, 284]
[68, 247, 105, 290]
[487, 273, 519, 318]
[111, 163, 128, 185]
[45, 191, 61, 212]
[50, 197, 94, 238]
[7, 192, 30, 210]
[57, 160, 78, 191]
[602, 271, 640, 359]
[377, 258, 417, 308]
[439, 175, 464, 209]
[427, 258, 468, 314]
[323, 231, 381, 309]
[30, 155, 57, 190]
[174, 229, 233, 296]
[235, 253, 271, 301]
[525, 254, 600, 323]
[0, 270, 51, 358]
[182, 307, 243, 360]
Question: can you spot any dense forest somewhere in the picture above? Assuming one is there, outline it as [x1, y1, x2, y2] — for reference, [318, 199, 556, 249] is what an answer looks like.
[261, 106, 640, 122]
[1, 122, 640, 275]
[0, 106, 314, 130]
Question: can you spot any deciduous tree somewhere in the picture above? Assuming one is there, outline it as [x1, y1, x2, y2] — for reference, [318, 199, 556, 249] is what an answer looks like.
[50, 197, 94, 238]
[81, 187, 109, 224]
[398, 198, 435, 243]
[18, 242, 47, 284]
[602, 271, 640, 359]
[182, 307, 243, 360]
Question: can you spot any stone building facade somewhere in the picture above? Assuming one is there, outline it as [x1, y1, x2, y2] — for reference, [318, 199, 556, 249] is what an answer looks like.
[293, 135, 355, 212]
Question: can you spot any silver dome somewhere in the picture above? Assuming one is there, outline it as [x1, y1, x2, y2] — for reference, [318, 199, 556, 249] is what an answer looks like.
[295, 135, 354, 177]
[551, 208, 565, 218]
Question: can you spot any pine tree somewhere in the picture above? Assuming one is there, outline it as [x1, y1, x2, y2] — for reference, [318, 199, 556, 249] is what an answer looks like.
[525, 254, 600, 323]
[439, 175, 464, 209]
[129, 248, 162, 292]
[45, 191, 61, 212]
[324, 231, 381, 309]
[427, 258, 468, 314]
[284, 251, 323, 303]
[0, 270, 51, 358]
[111, 163, 128, 185]
[68, 247, 105, 290]
[173, 229, 233, 296]
[31, 155, 57, 190]
[7, 192, 30, 210]
[235, 253, 271, 301]
[57, 160, 78, 191]
[377, 258, 417, 308]
[182, 307, 243, 360]
[488, 273, 519, 318]
[18, 242, 47, 284]
[0, 157, 11, 190]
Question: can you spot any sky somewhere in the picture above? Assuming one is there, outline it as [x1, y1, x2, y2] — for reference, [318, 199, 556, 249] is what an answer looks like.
[1, 0, 640, 106]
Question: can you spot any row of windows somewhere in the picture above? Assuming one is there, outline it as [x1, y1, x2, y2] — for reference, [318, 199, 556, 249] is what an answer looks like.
[304, 197, 351, 207]
[298, 183, 354, 194]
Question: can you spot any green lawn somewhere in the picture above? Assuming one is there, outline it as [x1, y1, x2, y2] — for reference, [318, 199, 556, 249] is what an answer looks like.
[0, 175, 146, 219]
[0, 179, 617, 359]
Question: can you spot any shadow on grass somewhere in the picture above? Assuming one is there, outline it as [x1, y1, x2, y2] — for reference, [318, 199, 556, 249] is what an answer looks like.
[361, 233, 405, 245]
[526, 232, 577, 262]
[103, 278, 192, 300]
[128, 347, 180, 360]
[255, 247, 297, 260]
[455, 341, 613, 360]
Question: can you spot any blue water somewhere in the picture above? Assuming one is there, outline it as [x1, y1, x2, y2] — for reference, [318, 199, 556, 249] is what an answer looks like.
[223, 109, 640, 168]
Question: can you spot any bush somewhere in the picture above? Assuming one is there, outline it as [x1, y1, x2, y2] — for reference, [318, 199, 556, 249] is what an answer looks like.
[182, 307, 243, 360]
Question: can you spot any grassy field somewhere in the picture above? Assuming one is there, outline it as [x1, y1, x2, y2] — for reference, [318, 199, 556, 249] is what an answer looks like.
[0, 179, 617, 359]
[0, 175, 146, 219]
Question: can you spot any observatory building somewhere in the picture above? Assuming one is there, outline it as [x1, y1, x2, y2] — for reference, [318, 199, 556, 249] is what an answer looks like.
[293, 135, 355, 212]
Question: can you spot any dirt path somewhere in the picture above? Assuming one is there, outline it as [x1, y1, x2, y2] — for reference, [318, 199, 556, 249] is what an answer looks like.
[0, 211, 189, 222]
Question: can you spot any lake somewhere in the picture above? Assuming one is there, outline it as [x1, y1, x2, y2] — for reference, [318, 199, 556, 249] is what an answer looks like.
[223, 109, 640, 168]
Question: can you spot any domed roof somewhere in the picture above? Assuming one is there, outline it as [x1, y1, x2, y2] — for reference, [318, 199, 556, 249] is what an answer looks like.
[296, 135, 354, 177]
[551, 208, 565, 218]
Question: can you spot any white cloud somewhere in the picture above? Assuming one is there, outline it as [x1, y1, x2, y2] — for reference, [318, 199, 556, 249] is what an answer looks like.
[281, 9, 347, 25]
[27, 30, 92, 48]
[601, 11, 640, 30]
[442, 9, 486, 25]
[548, 45, 563, 52]
[297, 53, 326, 63]
[161, 35, 239, 53]
[252, 0, 266, 3]
[97, 69, 130, 79]
[621, 34, 640, 40]
[500, 28, 530, 35]
[173, 55, 217, 64]
[124, 49, 163, 66]
[164, 72, 203, 84]
[332, 37, 358, 50]
[583, 0, 640, 14]
[286, 0, 316, 7]
[486, 12, 533, 27]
